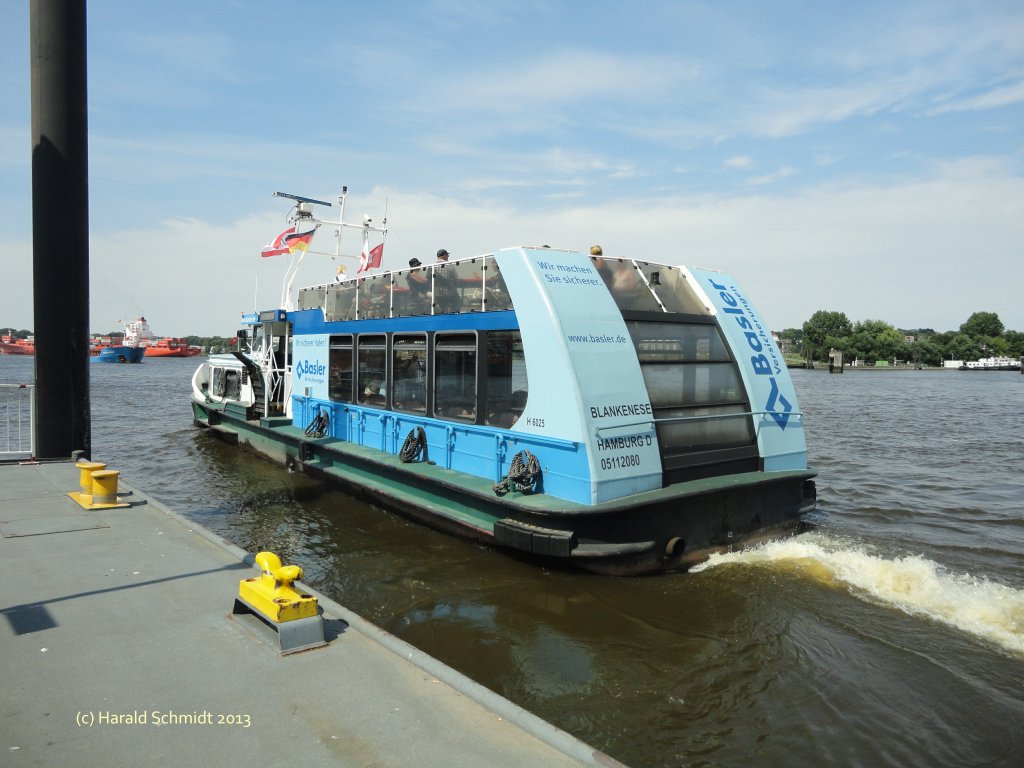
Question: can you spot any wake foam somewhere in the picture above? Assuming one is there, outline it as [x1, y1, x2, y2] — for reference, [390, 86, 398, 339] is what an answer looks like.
[691, 534, 1024, 656]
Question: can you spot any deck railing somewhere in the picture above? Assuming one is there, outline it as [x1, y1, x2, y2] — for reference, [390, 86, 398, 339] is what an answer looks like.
[0, 384, 35, 460]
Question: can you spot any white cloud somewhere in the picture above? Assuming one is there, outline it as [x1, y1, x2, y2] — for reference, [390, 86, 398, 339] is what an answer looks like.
[747, 165, 796, 186]
[928, 79, 1024, 114]
[6, 158, 1019, 335]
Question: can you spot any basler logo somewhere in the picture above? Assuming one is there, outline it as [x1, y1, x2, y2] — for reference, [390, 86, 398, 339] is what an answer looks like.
[707, 278, 793, 429]
[295, 360, 325, 381]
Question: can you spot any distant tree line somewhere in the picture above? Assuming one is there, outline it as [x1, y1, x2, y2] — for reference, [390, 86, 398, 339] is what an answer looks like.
[183, 336, 237, 354]
[782, 311, 1024, 366]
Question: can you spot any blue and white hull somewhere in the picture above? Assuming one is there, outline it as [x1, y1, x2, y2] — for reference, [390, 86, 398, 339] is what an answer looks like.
[92, 345, 145, 364]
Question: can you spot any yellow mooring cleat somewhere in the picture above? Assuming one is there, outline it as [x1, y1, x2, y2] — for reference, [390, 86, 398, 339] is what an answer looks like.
[237, 551, 319, 623]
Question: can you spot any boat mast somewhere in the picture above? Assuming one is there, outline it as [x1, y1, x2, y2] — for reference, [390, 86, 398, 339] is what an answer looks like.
[274, 191, 331, 310]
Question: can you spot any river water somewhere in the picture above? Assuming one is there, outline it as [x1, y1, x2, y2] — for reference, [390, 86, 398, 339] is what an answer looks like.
[3, 356, 1022, 767]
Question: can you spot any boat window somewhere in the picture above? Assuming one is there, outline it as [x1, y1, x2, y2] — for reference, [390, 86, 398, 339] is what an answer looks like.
[212, 367, 241, 400]
[483, 256, 513, 312]
[434, 334, 477, 422]
[393, 266, 433, 317]
[592, 258, 663, 312]
[392, 335, 427, 414]
[485, 331, 527, 428]
[325, 282, 358, 322]
[329, 335, 354, 403]
[625, 320, 754, 455]
[357, 334, 387, 408]
[432, 263, 463, 315]
[640, 362, 742, 407]
[635, 263, 710, 315]
[358, 275, 392, 320]
[629, 322, 730, 363]
[223, 370, 241, 400]
[653, 405, 754, 452]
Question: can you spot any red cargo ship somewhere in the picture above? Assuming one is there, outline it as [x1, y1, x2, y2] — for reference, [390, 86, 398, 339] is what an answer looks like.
[144, 338, 201, 358]
[0, 336, 35, 355]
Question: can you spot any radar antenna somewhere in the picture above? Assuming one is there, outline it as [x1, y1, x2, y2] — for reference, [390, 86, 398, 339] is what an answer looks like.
[272, 192, 332, 207]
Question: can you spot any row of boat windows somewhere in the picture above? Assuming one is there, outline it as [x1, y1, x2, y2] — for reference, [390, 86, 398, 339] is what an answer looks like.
[297, 255, 715, 321]
[593, 258, 711, 315]
[299, 256, 515, 321]
[329, 330, 528, 427]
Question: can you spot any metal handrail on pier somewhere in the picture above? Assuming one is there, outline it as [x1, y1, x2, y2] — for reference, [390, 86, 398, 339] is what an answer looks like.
[0, 384, 35, 460]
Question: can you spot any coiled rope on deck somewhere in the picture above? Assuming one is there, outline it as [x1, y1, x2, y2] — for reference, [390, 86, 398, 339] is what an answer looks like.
[493, 450, 541, 496]
[399, 427, 434, 464]
[304, 409, 330, 439]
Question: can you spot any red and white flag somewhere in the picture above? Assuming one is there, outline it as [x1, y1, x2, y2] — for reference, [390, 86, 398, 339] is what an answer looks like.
[357, 240, 384, 273]
[367, 242, 384, 270]
[261, 226, 295, 258]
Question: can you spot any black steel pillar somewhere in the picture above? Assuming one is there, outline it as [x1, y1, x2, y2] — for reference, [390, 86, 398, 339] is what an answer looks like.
[30, 0, 90, 459]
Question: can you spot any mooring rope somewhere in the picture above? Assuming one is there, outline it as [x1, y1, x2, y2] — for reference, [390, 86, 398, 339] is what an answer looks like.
[493, 450, 541, 496]
[304, 409, 330, 439]
[399, 427, 434, 464]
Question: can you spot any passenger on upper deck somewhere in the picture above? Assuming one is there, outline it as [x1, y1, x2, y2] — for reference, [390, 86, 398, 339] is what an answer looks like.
[433, 249, 460, 312]
[611, 262, 644, 303]
[405, 257, 431, 314]
[590, 245, 613, 288]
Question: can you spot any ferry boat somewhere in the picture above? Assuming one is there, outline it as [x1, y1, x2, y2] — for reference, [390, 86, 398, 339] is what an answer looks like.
[190, 189, 816, 574]
[91, 317, 152, 364]
[145, 337, 201, 358]
[959, 356, 1021, 371]
[0, 335, 35, 355]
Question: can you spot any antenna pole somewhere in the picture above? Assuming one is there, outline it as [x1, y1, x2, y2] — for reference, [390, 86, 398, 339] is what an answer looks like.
[336, 185, 348, 260]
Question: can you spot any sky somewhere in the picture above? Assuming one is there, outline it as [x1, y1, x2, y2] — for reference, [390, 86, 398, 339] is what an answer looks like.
[2, 0, 1023, 337]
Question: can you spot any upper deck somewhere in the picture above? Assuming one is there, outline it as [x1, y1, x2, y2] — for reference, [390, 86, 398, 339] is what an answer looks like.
[294, 247, 717, 324]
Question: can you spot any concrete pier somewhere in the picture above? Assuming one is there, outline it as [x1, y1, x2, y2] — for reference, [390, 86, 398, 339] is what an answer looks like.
[0, 460, 620, 768]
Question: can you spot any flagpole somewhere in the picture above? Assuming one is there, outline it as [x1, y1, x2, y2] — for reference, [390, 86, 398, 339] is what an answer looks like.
[379, 196, 389, 272]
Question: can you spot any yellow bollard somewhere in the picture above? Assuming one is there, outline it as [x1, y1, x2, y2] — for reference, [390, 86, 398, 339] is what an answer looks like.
[90, 470, 120, 505]
[238, 551, 319, 623]
[233, 551, 325, 653]
[75, 461, 106, 497]
[68, 465, 129, 509]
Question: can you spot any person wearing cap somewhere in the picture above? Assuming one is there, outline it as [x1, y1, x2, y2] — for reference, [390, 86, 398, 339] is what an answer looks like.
[433, 249, 460, 312]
